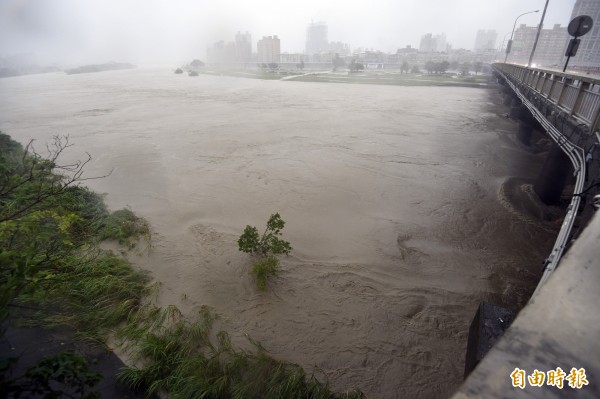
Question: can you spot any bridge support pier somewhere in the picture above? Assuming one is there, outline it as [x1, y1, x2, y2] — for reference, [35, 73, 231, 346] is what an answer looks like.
[517, 122, 533, 146]
[533, 144, 573, 206]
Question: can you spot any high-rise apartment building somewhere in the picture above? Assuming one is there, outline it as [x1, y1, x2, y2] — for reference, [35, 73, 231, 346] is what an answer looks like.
[235, 31, 252, 63]
[419, 33, 435, 52]
[568, 0, 600, 67]
[257, 35, 281, 63]
[207, 40, 237, 65]
[474, 30, 498, 51]
[419, 33, 448, 52]
[306, 22, 328, 54]
[433, 33, 448, 52]
[509, 24, 569, 66]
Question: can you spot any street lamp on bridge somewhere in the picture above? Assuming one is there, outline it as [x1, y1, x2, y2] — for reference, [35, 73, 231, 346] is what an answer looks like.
[504, 9, 540, 63]
[499, 32, 512, 57]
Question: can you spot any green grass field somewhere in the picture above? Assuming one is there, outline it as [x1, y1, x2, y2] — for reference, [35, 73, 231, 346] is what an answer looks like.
[197, 69, 493, 88]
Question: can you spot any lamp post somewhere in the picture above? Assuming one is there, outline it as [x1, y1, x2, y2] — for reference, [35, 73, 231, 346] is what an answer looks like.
[497, 32, 512, 62]
[504, 9, 540, 63]
[499, 32, 512, 52]
[528, 0, 550, 67]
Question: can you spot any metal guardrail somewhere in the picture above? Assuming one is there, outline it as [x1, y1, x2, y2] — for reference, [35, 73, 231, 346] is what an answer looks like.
[492, 63, 600, 299]
[495, 64, 600, 134]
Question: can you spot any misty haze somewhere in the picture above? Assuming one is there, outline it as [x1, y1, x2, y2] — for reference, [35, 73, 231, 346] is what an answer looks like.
[1, 0, 597, 398]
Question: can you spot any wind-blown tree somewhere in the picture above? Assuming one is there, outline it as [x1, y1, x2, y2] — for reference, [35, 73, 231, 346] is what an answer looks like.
[0, 132, 150, 331]
[238, 213, 292, 290]
[0, 133, 151, 398]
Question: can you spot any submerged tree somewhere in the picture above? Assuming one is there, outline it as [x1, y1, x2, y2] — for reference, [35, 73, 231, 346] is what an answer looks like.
[238, 213, 292, 290]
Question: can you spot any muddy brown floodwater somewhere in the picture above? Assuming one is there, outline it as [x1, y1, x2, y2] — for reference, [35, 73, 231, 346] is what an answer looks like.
[0, 69, 559, 398]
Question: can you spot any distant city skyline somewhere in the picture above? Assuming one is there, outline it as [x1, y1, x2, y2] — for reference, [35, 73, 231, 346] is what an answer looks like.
[0, 0, 578, 65]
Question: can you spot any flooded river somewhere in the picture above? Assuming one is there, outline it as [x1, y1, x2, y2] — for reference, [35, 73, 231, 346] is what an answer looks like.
[0, 69, 558, 398]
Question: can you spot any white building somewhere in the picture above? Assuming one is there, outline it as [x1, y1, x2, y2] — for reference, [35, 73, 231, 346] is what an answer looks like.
[510, 24, 568, 67]
[257, 36, 281, 64]
[474, 30, 498, 51]
[419, 33, 449, 52]
[235, 31, 252, 63]
[306, 22, 328, 55]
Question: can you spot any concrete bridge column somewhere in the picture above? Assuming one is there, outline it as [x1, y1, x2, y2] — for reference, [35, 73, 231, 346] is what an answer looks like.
[517, 122, 533, 146]
[509, 102, 525, 120]
[533, 144, 572, 206]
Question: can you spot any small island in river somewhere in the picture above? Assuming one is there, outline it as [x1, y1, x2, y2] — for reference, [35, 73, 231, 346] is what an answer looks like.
[65, 62, 135, 75]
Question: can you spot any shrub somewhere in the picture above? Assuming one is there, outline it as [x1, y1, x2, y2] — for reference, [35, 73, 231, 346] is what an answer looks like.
[252, 256, 280, 290]
[238, 213, 291, 289]
[97, 208, 150, 249]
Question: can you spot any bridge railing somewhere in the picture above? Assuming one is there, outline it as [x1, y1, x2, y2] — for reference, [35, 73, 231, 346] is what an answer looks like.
[494, 63, 600, 133]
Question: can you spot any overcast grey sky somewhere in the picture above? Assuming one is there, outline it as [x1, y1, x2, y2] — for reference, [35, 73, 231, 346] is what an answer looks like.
[0, 0, 577, 65]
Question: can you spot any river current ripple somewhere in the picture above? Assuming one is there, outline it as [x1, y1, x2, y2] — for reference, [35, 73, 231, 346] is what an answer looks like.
[0, 69, 557, 398]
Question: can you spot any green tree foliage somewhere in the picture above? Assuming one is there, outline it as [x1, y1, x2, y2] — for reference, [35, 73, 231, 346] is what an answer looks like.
[424, 61, 435, 74]
[238, 213, 291, 257]
[348, 59, 364, 73]
[238, 213, 291, 289]
[0, 132, 153, 396]
[0, 351, 101, 399]
[0, 132, 152, 341]
[437, 61, 450, 73]
[118, 306, 366, 399]
[252, 256, 280, 290]
[332, 53, 345, 71]
[424, 61, 450, 74]
[460, 62, 471, 76]
[0, 133, 364, 398]
[400, 61, 410, 74]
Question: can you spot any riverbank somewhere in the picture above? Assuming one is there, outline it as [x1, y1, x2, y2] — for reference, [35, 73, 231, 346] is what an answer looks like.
[195, 68, 493, 87]
[0, 132, 366, 398]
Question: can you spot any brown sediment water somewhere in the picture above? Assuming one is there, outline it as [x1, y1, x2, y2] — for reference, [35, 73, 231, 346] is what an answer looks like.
[0, 69, 559, 398]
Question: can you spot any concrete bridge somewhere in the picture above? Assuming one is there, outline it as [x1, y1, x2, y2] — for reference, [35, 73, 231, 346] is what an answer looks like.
[453, 64, 600, 398]
[494, 63, 600, 294]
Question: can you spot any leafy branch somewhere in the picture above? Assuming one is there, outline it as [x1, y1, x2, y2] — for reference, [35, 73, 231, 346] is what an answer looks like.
[238, 213, 292, 289]
[0, 134, 111, 224]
